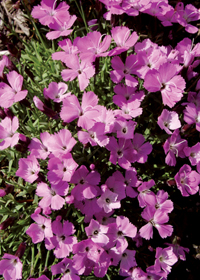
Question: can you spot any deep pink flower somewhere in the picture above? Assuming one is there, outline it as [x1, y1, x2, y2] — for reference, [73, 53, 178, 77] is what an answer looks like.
[137, 179, 155, 208]
[52, 38, 79, 63]
[46, 216, 77, 258]
[163, 129, 187, 166]
[174, 164, 200, 196]
[16, 155, 40, 183]
[0, 116, 20, 150]
[28, 132, 51, 160]
[132, 133, 152, 163]
[0, 253, 22, 280]
[184, 142, 200, 166]
[51, 258, 80, 280]
[46, 13, 77, 40]
[139, 207, 173, 240]
[184, 103, 200, 132]
[110, 55, 139, 87]
[97, 188, 121, 213]
[0, 71, 28, 108]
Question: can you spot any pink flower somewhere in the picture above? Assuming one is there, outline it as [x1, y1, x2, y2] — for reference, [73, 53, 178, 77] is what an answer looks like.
[36, 182, 68, 210]
[157, 109, 181, 134]
[97, 188, 121, 213]
[109, 26, 138, 56]
[28, 132, 51, 160]
[31, 0, 70, 26]
[132, 133, 152, 163]
[46, 13, 77, 40]
[85, 219, 109, 246]
[16, 155, 40, 183]
[143, 63, 186, 108]
[184, 142, 200, 166]
[0, 116, 20, 150]
[163, 129, 187, 166]
[0, 253, 22, 280]
[174, 164, 200, 196]
[154, 246, 178, 275]
[43, 82, 71, 102]
[0, 71, 28, 108]
[26, 213, 53, 244]
[110, 55, 139, 87]
[60, 91, 100, 129]
[61, 55, 95, 91]
[139, 207, 173, 240]
[183, 103, 200, 132]
[46, 216, 77, 258]
[51, 258, 80, 280]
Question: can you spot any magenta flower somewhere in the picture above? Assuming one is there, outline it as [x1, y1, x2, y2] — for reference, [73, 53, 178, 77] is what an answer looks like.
[0, 116, 20, 150]
[46, 13, 77, 40]
[61, 54, 95, 91]
[47, 128, 77, 157]
[75, 31, 111, 62]
[132, 133, 152, 163]
[139, 207, 173, 240]
[183, 103, 200, 132]
[46, 216, 77, 258]
[16, 155, 40, 183]
[0, 71, 28, 108]
[175, 3, 200, 34]
[137, 179, 155, 208]
[28, 132, 51, 160]
[174, 164, 200, 196]
[184, 142, 200, 166]
[143, 63, 186, 108]
[157, 109, 181, 134]
[70, 165, 101, 201]
[0, 253, 22, 280]
[51, 258, 80, 280]
[52, 38, 79, 63]
[154, 246, 178, 275]
[163, 129, 187, 166]
[110, 55, 138, 87]
[47, 153, 78, 184]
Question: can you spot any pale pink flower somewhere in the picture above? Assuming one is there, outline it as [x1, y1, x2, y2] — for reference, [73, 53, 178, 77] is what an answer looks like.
[184, 142, 200, 166]
[28, 131, 51, 160]
[157, 109, 181, 134]
[85, 219, 109, 246]
[97, 188, 121, 213]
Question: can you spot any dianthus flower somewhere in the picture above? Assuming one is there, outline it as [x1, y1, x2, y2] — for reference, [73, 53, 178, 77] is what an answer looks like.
[0, 116, 20, 150]
[139, 207, 173, 240]
[0, 71, 28, 108]
[51, 258, 80, 280]
[61, 55, 95, 91]
[174, 164, 200, 196]
[43, 82, 71, 102]
[0, 253, 22, 280]
[157, 109, 181, 134]
[184, 142, 200, 166]
[154, 246, 178, 276]
[16, 155, 40, 183]
[85, 219, 109, 247]
[143, 63, 186, 108]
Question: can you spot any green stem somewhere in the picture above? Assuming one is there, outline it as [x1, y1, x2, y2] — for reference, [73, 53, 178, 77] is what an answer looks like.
[74, 0, 89, 33]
